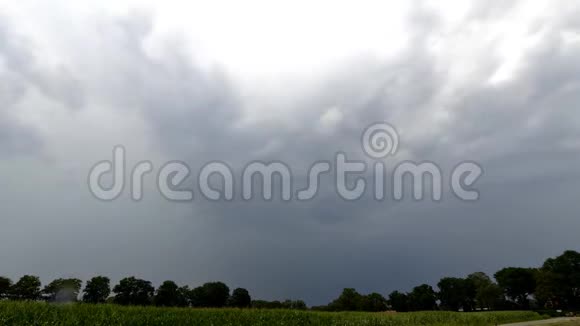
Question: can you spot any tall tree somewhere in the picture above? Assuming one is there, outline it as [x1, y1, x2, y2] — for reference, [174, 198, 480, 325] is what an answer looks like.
[438, 277, 473, 311]
[42, 278, 82, 302]
[188, 286, 207, 307]
[113, 277, 154, 306]
[205, 282, 230, 307]
[467, 272, 503, 310]
[229, 288, 251, 308]
[408, 284, 437, 311]
[189, 282, 230, 307]
[154, 280, 188, 307]
[494, 267, 537, 308]
[360, 292, 388, 312]
[437, 277, 467, 311]
[328, 288, 362, 311]
[537, 250, 580, 309]
[388, 291, 410, 312]
[0, 277, 12, 299]
[177, 286, 191, 307]
[535, 268, 561, 309]
[10, 275, 41, 300]
[83, 276, 111, 304]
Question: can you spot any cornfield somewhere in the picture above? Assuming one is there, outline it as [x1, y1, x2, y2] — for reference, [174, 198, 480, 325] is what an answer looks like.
[0, 301, 545, 326]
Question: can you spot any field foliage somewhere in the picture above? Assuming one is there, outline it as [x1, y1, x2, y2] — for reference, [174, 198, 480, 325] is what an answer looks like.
[0, 301, 546, 326]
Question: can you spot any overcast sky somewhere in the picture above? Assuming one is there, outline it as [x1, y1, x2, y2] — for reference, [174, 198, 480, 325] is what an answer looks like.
[1, 0, 580, 305]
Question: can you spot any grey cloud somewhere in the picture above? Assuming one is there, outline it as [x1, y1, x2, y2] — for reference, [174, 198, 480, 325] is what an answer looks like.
[0, 17, 84, 110]
[0, 117, 40, 157]
[0, 64, 39, 157]
[1, 1, 580, 306]
[0, 15, 86, 157]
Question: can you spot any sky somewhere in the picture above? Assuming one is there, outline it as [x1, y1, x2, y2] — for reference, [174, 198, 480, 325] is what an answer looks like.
[1, 0, 580, 305]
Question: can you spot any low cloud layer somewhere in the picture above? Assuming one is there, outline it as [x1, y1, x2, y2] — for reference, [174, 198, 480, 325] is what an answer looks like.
[1, 0, 579, 304]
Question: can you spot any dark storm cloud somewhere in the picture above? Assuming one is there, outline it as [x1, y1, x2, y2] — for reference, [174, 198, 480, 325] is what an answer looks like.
[0, 1, 580, 305]
[92, 4, 580, 304]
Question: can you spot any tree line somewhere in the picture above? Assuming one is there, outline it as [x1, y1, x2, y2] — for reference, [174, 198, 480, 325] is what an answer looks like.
[0, 276, 256, 308]
[0, 250, 578, 312]
[313, 250, 580, 312]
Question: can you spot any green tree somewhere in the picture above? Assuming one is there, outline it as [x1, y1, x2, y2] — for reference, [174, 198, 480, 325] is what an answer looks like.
[188, 286, 206, 307]
[388, 291, 410, 312]
[328, 288, 362, 311]
[83, 276, 111, 304]
[10, 275, 41, 300]
[113, 277, 154, 306]
[408, 284, 437, 311]
[535, 268, 561, 309]
[360, 292, 388, 312]
[204, 282, 230, 307]
[42, 278, 82, 302]
[229, 288, 251, 308]
[189, 282, 230, 307]
[177, 286, 191, 307]
[0, 277, 12, 299]
[467, 272, 503, 310]
[537, 250, 580, 309]
[154, 280, 188, 307]
[494, 267, 537, 308]
[437, 277, 475, 311]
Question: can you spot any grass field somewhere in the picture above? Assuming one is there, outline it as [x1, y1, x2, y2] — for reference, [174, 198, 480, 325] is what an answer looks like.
[0, 301, 546, 326]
